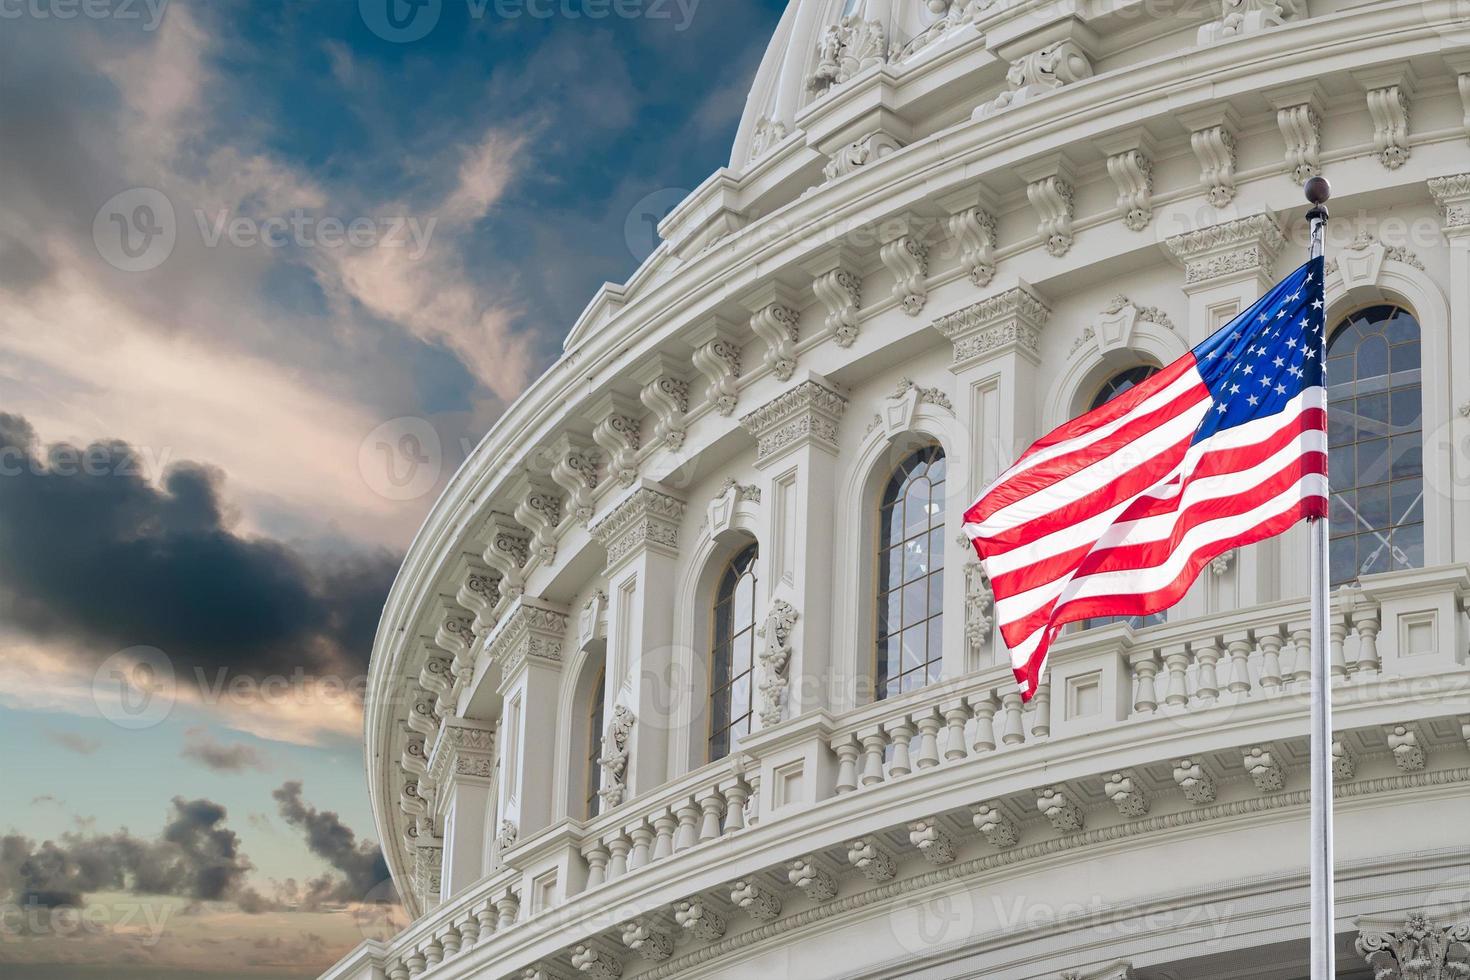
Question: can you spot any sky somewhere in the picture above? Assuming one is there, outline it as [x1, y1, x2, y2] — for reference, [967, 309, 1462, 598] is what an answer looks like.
[0, 0, 786, 974]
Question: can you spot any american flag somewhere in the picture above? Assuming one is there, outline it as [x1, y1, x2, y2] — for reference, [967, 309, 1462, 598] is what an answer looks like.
[964, 257, 1329, 700]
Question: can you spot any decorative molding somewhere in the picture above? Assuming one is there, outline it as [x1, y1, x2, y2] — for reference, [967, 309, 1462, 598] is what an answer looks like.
[571, 944, 622, 979]
[580, 590, 608, 648]
[978, 39, 1094, 118]
[1209, 549, 1236, 576]
[1428, 174, 1470, 236]
[747, 115, 789, 163]
[1244, 745, 1286, 792]
[846, 836, 897, 881]
[486, 597, 570, 681]
[482, 512, 532, 605]
[638, 371, 690, 454]
[730, 878, 781, 921]
[907, 817, 957, 865]
[428, 719, 495, 784]
[788, 856, 838, 901]
[1103, 771, 1150, 817]
[964, 562, 993, 650]
[1333, 737, 1358, 781]
[808, 16, 888, 95]
[880, 233, 930, 314]
[1385, 723, 1427, 772]
[932, 285, 1050, 370]
[548, 434, 601, 527]
[1025, 172, 1076, 257]
[590, 485, 687, 570]
[714, 477, 760, 505]
[1105, 148, 1154, 231]
[749, 303, 801, 381]
[812, 265, 864, 347]
[597, 705, 636, 809]
[1274, 101, 1322, 184]
[690, 325, 743, 417]
[756, 600, 799, 726]
[620, 919, 673, 962]
[823, 130, 905, 183]
[949, 207, 998, 285]
[513, 476, 565, 566]
[1198, 0, 1304, 45]
[1358, 73, 1413, 170]
[589, 392, 643, 489]
[1173, 758, 1217, 804]
[457, 567, 502, 637]
[739, 377, 848, 463]
[1036, 786, 1084, 832]
[1182, 109, 1239, 207]
[673, 899, 726, 941]
[971, 802, 1020, 848]
[1163, 212, 1286, 287]
[1355, 912, 1470, 979]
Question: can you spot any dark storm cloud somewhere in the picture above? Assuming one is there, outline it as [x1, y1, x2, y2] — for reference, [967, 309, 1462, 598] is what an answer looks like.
[0, 413, 398, 687]
[272, 782, 393, 905]
[0, 796, 261, 914]
[180, 729, 270, 773]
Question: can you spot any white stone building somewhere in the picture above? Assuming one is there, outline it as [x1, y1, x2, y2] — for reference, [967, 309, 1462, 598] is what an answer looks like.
[322, 1, 1470, 977]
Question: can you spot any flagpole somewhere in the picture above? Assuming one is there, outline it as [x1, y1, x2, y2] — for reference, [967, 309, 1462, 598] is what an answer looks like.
[1304, 174, 1335, 980]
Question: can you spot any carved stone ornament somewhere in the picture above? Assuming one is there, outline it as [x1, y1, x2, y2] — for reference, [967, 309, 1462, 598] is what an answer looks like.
[846, 836, 897, 881]
[590, 486, 687, 570]
[486, 598, 570, 681]
[739, 378, 848, 463]
[788, 856, 838, 901]
[570, 944, 622, 979]
[591, 397, 642, 488]
[898, 0, 991, 61]
[908, 817, 957, 864]
[949, 206, 998, 286]
[750, 303, 800, 381]
[823, 131, 904, 183]
[549, 435, 601, 526]
[1428, 174, 1470, 234]
[978, 40, 1093, 117]
[808, 16, 888, 95]
[972, 802, 1020, 847]
[1355, 912, 1470, 979]
[1173, 758, 1217, 803]
[1036, 787, 1084, 832]
[597, 704, 636, 808]
[812, 265, 863, 347]
[692, 333, 742, 416]
[673, 899, 727, 940]
[730, 878, 782, 921]
[1104, 771, 1151, 817]
[1209, 548, 1236, 576]
[756, 600, 799, 726]
[933, 286, 1050, 370]
[880, 233, 930, 314]
[1164, 213, 1286, 287]
[1198, 0, 1305, 45]
[1106, 148, 1154, 231]
[715, 477, 761, 504]
[964, 561, 993, 649]
[747, 114, 789, 162]
[619, 919, 673, 962]
[496, 819, 519, 850]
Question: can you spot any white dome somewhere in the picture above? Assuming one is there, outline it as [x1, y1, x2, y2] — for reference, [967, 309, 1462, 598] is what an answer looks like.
[729, 0, 989, 168]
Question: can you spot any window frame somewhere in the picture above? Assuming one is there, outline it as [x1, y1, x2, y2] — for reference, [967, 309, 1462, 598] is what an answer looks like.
[708, 541, 759, 762]
[873, 443, 948, 701]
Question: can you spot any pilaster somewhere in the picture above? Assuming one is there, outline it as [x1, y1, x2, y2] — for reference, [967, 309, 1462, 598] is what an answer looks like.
[1430, 174, 1470, 562]
[428, 718, 496, 900]
[487, 596, 570, 841]
[589, 482, 688, 797]
[739, 374, 847, 720]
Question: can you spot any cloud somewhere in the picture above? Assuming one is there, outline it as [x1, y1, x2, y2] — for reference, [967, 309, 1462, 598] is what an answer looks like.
[272, 782, 393, 906]
[0, 413, 397, 697]
[44, 730, 102, 756]
[0, 796, 262, 915]
[180, 730, 269, 773]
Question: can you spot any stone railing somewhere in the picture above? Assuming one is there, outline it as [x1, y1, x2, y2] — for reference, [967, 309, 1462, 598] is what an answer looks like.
[334, 565, 1470, 980]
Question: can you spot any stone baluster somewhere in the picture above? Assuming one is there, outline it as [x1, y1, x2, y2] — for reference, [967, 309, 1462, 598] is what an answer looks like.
[1289, 622, 1312, 688]
[605, 831, 632, 880]
[1329, 614, 1350, 680]
[885, 717, 915, 777]
[473, 898, 497, 942]
[1029, 680, 1051, 738]
[913, 709, 944, 769]
[1193, 639, 1221, 701]
[1353, 611, 1381, 674]
[673, 797, 701, 851]
[1162, 644, 1191, 707]
[941, 700, 970, 761]
[1257, 628, 1284, 691]
[388, 962, 409, 980]
[701, 787, 729, 838]
[717, 780, 744, 833]
[438, 919, 462, 958]
[859, 727, 888, 785]
[969, 692, 999, 752]
[495, 890, 520, 930]
[582, 842, 610, 890]
[456, 910, 481, 948]
[651, 810, 677, 861]
[1129, 651, 1160, 714]
[999, 692, 1026, 745]
[627, 821, 654, 870]
[745, 771, 761, 826]
[832, 735, 861, 793]
[1224, 632, 1253, 696]
[404, 949, 427, 977]
[422, 939, 443, 970]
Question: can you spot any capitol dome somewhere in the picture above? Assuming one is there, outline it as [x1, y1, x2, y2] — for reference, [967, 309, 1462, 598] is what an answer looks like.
[323, 1, 1470, 978]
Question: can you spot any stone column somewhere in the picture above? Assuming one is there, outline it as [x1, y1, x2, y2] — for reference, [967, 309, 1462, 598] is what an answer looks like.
[1429, 174, 1470, 562]
[739, 373, 847, 721]
[1164, 213, 1289, 610]
[487, 596, 570, 842]
[933, 285, 1050, 674]
[590, 482, 687, 797]
[428, 718, 496, 900]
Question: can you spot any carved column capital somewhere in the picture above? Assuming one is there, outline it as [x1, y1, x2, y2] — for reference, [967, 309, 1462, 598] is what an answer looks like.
[1355, 912, 1470, 979]
[1163, 212, 1286, 290]
[486, 596, 570, 686]
[589, 483, 687, 571]
[1429, 173, 1470, 238]
[428, 717, 496, 785]
[932, 284, 1050, 372]
[738, 374, 847, 466]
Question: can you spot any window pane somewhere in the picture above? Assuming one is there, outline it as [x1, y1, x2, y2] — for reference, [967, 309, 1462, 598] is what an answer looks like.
[902, 579, 927, 627]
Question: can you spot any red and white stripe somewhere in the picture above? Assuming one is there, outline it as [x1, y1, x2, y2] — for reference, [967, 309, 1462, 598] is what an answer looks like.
[963, 357, 1327, 700]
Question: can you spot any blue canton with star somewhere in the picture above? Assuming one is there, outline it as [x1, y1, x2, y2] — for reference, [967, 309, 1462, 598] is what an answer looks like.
[1189, 256, 1326, 443]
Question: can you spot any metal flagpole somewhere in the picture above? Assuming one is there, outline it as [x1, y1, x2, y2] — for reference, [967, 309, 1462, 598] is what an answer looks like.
[1304, 175, 1335, 980]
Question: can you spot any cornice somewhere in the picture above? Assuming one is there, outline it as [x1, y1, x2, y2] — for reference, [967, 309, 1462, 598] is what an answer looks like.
[738, 374, 848, 463]
[1162, 212, 1287, 287]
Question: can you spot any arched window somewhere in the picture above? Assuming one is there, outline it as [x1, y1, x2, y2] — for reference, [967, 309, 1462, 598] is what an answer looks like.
[876, 445, 946, 700]
[710, 543, 758, 761]
[1327, 305, 1423, 584]
[1084, 366, 1166, 631]
[585, 666, 605, 819]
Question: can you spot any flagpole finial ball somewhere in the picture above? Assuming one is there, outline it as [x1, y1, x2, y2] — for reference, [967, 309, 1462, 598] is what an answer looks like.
[1304, 176, 1331, 205]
